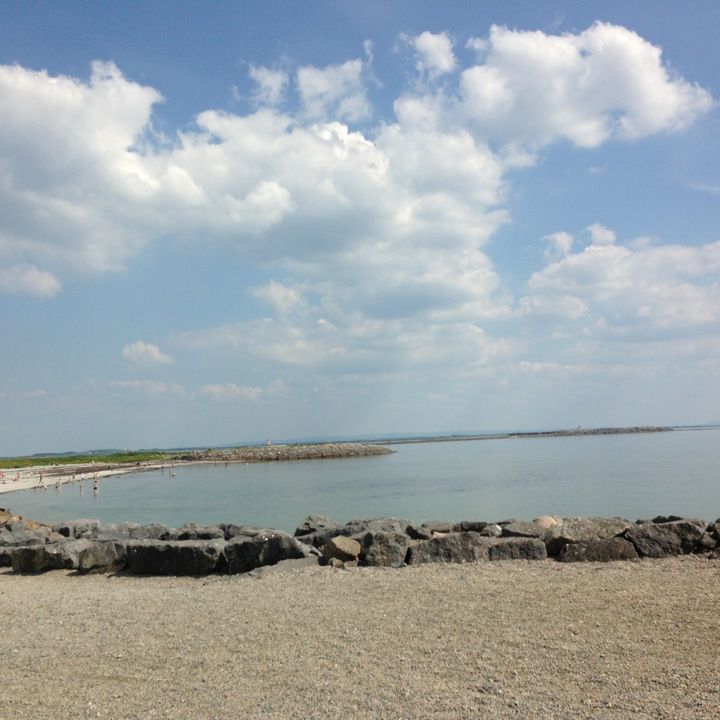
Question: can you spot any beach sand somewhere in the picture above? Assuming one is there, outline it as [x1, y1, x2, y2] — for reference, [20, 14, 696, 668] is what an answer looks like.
[1, 556, 718, 719]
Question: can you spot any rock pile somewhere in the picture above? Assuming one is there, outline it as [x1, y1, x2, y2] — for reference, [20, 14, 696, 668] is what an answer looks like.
[1, 507, 718, 575]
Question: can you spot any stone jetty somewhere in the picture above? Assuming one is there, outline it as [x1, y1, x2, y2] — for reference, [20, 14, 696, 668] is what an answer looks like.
[2, 507, 718, 575]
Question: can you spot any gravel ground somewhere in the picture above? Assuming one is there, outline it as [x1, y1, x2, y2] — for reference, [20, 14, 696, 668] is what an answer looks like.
[1, 557, 718, 719]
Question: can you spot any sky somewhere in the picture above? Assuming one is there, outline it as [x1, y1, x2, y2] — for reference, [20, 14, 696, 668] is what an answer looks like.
[1, 1, 719, 455]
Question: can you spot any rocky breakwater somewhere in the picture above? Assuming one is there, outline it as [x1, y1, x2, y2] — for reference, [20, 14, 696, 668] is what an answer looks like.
[1, 507, 718, 576]
[176, 443, 393, 463]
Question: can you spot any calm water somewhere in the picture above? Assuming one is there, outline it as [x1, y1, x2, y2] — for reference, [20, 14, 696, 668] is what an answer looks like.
[4, 429, 719, 532]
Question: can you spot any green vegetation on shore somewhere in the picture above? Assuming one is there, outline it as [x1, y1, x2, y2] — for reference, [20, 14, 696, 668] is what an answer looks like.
[0, 451, 172, 470]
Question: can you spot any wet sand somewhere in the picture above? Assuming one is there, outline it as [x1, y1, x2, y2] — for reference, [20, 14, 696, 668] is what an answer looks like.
[1, 556, 718, 719]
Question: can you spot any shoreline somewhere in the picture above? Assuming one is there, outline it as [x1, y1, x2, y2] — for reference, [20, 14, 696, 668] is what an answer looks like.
[0, 442, 393, 496]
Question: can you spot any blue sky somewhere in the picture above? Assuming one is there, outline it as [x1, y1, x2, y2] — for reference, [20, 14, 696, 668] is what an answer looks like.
[1, 1, 719, 454]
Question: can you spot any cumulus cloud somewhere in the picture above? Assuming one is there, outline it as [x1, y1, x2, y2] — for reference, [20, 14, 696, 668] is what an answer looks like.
[410, 31, 457, 76]
[248, 65, 288, 107]
[297, 59, 370, 122]
[251, 280, 304, 315]
[460, 22, 713, 148]
[121, 341, 173, 365]
[0, 25, 714, 390]
[0, 264, 61, 297]
[109, 380, 180, 396]
[200, 383, 262, 401]
[523, 228, 720, 330]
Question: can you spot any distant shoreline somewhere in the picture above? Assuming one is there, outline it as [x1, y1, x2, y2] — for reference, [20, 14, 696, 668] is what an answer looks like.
[377, 424, 675, 445]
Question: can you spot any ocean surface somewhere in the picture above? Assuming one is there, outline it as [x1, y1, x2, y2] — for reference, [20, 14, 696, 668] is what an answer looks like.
[4, 428, 719, 533]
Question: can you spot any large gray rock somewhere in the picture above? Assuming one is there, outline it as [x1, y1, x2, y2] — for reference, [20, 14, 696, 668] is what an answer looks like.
[559, 537, 639, 562]
[78, 541, 127, 573]
[0, 546, 14, 566]
[501, 521, 549, 539]
[127, 524, 178, 541]
[0, 522, 52, 547]
[322, 535, 362, 563]
[60, 539, 96, 568]
[359, 531, 408, 567]
[406, 532, 491, 565]
[342, 517, 411, 537]
[421, 520, 462, 534]
[405, 524, 433, 541]
[294, 514, 340, 537]
[545, 517, 631, 556]
[221, 523, 262, 540]
[11, 544, 70, 573]
[176, 523, 225, 540]
[126, 540, 225, 575]
[459, 520, 489, 533]
[489, 538, 547, 561]
[52, 519, 100, 539]
[225, 530, 306, 574]
[624, 521, 704, 558]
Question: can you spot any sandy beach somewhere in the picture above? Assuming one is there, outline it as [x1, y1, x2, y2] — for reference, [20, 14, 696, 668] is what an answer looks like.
[1, 556, 718, 719]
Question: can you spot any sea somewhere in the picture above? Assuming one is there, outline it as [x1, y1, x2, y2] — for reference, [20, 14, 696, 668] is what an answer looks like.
[4, 428, 719, 533]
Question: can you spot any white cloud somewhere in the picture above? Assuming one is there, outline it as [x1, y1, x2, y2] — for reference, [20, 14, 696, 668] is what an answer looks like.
[588, 223, 616, 246]
[0, 27, 715, 404]
[251, 280, 304, 314]
[459, 22, 713, 148]
[297, 59, 369, 122]
[200, 383, 262, 401]
[248, 65, 288, 107]
[411, 31, 457, 76]
[542, 231, 574, 260]
[523, 230, 720, 330]
[121, 341, 173, 365]
[109, 380, 180, 396]
[0, 264, 61, 297]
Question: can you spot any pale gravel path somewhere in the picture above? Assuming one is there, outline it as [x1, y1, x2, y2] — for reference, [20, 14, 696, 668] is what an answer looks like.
[1, 557, 718, 719]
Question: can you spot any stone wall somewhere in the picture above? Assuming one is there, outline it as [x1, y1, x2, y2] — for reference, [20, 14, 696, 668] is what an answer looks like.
[1, 507, 718, 575]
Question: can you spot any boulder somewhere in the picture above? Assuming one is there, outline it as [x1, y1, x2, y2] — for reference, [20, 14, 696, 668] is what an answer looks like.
[126, 540, 225, 575]
[489, 538, 547, 561]
[624, 521, 704, 558]
[559, 537, 639, 562]
[0, 546, 13, 566]
[294, 527, 343, 548]
[406, 532, 491, 565]
[52, 519, 100, 539]
[0, 521, 52, 547]
[322, 535, 362, 563]
[696, 532, 718, 553]
[421, 520, 462, 534]
[176, 523, 225, 540]
[78, 541, 127, 573]
[501, 521, 548, 539]
[405, 524, 433, 541]
[459, 520, 489, 533]
[59, 539, 96, 568]
[533, 515, 562, 529]
[294, 514, 340, 537]
[221, 523, 262, 540]
[544, 517, 631, 556]
[225, 530, 306, 574]
[342, 517, 411, 537]
[479, 524, 502, 537]
[11, 544, 70, 573]
[358, 531, 408, 567]
[127, 524, 178, 541]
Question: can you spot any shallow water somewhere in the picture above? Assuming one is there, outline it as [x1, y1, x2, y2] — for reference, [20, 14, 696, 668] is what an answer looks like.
[4, 429, 719, 532]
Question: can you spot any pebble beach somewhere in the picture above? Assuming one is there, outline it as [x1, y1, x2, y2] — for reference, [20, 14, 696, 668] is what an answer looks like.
[1, 556, 718, 719]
